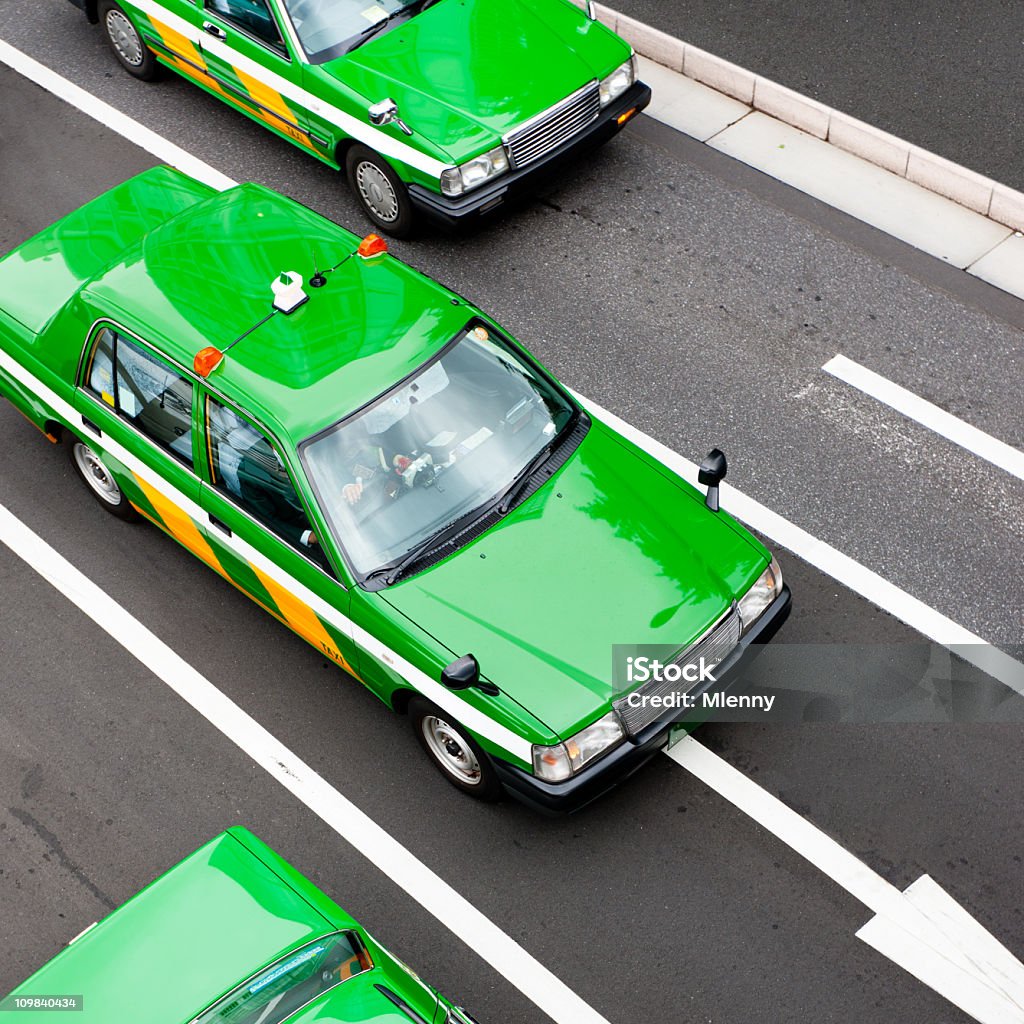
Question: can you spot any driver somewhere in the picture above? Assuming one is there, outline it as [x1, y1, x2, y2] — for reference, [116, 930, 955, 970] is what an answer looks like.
[236, 439, 319, 551]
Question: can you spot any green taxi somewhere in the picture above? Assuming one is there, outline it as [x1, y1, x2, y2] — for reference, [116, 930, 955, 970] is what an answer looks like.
[2, 828, 478, 1023]
[0, 168, 790, 812]
[67, 0, 651, 235]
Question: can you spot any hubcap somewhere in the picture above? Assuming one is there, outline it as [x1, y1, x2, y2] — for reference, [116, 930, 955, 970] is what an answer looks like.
[355, 161, 399, 223]
[421, 715, 482, 786]
[73, 442, 122, 506]
[106, 10, 144, 67]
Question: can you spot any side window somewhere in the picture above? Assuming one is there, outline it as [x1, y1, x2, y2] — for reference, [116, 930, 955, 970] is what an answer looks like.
[83, 327, 194, 468]
[206, 397, 322, 559]
[205, 0, 284, 49]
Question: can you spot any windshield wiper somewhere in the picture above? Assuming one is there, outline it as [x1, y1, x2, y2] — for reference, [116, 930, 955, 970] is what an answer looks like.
[367, 516, 467, 587]
[497, 440, 556, 516]
[346, 14, 394, 52]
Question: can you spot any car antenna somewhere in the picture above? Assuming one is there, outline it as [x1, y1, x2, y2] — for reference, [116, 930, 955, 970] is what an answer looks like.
[310, 248, 327, 288]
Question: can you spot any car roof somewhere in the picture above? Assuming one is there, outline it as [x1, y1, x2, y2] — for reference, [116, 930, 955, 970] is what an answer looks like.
[8, 830, 340, 1024]
[81, 182, 472, 442]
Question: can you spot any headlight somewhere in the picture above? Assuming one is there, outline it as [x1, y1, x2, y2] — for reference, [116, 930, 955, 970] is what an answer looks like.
[737, 556, 783, 635]
[532, 710, 625, 782]
[439, 145, 509, 196]
[599, 55, 637, 107]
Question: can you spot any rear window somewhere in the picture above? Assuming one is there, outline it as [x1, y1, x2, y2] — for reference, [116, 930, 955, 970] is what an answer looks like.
[191, 932, 371, 1024]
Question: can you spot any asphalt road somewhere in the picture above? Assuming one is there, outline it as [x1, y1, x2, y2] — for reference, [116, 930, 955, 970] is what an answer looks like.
[613, 0, 1024, 193]
[0, 9, 1022, 1024]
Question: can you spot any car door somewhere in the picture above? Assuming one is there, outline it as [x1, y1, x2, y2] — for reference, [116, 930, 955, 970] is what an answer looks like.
[74, 323, 210, 557]
[196, 0, 327, 155]
[196, 391, 360, 677]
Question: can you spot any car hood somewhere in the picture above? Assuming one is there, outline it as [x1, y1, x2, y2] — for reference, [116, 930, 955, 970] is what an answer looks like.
[7, 832, 333, 1024]
[323, 0, 629, 162]
[382, 421, 768, 738]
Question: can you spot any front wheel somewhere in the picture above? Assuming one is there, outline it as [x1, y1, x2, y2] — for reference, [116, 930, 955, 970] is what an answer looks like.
[345, 145, 416, 238]
[64, 432, 139, 522]
[408, 697, 502, 800]
[99, 0, 160, 81]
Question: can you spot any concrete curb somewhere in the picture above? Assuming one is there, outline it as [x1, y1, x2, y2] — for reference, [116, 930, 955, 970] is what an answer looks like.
[580, 0, 1024, 235]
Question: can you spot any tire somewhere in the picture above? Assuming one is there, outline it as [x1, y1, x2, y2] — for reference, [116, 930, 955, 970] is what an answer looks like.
[408, 697, 503, 800]
[64, 432, 139, 522]
[99, 0, 160, 81]
[345, 144, 416, 239]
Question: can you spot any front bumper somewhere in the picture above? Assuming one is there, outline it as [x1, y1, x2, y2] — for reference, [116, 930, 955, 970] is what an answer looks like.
[408, 81, 652, 227]
[493, 584, 793, 814]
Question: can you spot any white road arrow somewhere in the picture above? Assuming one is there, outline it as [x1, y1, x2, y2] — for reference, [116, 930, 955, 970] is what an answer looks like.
[667, 735, 1024, 1023]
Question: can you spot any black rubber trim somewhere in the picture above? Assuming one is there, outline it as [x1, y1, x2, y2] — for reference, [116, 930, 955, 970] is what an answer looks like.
[408, 81, 652, 227]
[493, 585, 793, 815]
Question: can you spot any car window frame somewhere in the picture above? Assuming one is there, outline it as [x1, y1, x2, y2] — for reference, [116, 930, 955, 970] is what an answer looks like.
[186, 929, 373, 1024]
[77, 319, 200, 473]
[201, 0, 295, 61]
[297, 315, 581, 585]
[199, 386, 344, 586]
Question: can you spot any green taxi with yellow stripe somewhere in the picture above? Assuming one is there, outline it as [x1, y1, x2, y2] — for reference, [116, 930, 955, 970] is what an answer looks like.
[0, 168, 790, 812]
[68, 0, 651, 235]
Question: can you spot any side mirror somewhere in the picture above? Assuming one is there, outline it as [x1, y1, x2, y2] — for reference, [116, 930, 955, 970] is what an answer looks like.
[441, 654, 499, 696]
[368, 98, 398, 126]
[368, 98, 412, 136]
[698, 448, 727, 512]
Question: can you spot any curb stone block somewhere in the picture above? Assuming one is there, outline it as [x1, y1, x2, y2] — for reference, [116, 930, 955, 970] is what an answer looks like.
[683, 45, 755, 105]
[828, 113, 909, 175]
[907, 149, 993, 215]
[615, 13, 685, 71]
[753, 78, 829, 139]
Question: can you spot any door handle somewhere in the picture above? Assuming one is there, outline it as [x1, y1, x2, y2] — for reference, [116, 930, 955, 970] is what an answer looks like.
[202, 21, 226, 39]
[208, 514, 232, 537]
[81, 416, 101, 437]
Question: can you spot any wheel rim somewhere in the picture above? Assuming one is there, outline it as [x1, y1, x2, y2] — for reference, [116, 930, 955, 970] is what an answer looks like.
[106, 10, 144, 67]
[420, 715, 482, 786]
[73, 442, 123, 506]
[355, 161, 399, 223]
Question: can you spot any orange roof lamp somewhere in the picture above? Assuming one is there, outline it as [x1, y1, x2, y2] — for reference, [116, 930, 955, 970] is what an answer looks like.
[193, 346, 224, 378]
[357, 234, 388, 259]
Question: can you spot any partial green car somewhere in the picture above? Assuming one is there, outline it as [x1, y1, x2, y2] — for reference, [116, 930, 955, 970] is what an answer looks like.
[2, 828, 478, 1023]
[0, 168, 790, 812]
[66, 0, 651, 235]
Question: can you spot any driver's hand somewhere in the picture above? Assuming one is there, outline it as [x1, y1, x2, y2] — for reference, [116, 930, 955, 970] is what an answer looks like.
[342, 481, 363, 505]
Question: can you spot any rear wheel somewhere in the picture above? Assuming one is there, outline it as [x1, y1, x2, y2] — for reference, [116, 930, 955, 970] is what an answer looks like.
[99, 0, 160, 81]
[409, 697, 502, 800]
[345, 144, 416, 238]
[64, 432, 139, 522]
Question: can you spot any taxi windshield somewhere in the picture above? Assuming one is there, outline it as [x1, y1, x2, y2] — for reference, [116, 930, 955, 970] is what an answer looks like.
[280, 0, 434, 63]
[301, 323, 576, 579]
[191, 932, 370, 1024]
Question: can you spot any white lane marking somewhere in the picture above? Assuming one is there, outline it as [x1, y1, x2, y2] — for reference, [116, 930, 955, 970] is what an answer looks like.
[576, 392, 1024, 699]
[0, 39, 235, 192]
[823, 353, 1024, 482]
[122, 0, 451, 177]
[668, 735, 1024, 1024]
[0, 503, 610, 1024]
[0, 346, 533, 763]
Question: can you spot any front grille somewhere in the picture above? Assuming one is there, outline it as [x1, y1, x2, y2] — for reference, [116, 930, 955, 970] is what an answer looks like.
[505, 81, 601, 169]
[614, 607, 741, 737]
